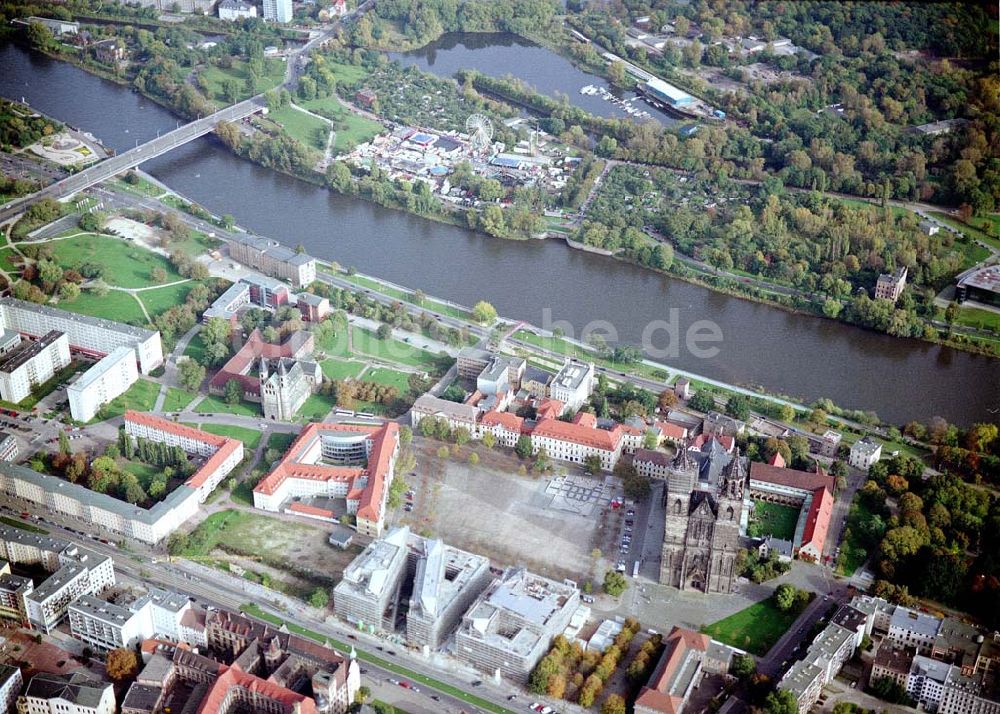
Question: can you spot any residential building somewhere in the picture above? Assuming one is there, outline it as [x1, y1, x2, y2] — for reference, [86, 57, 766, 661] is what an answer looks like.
[410, 394, 479, 434]
[69, 594, 151, 652]
[90, 38, 125, 63]
[529, 411, 625, 472]
[25, 562, 92, 632]
[849, 437, 882, 471]
[808, 429, 842, 458]
[634, 627, 732, 714]
[871, 641, 914, 688]
[123, 412, 244, 502]
[0, 570, 33, 625]
[67, 346, 138, 422]
[0, 665, 22, 714]
[0, 297, 163, 374]
[889, 606, 943, 654]
[17, 672, 114, 714]
[919, 219, 940, 236]
[633, 449, 674, 480]
[0, 431, 17, 462]
[701, 411, 745, 436]
[778, 660, 825, 714]
[0, 330, 21, 355]
[263, 0, 292, 22]
[228, 235, 316, 286]
[875, 267, 907, 303]
[548, 360, 594, 413]
[254, 421, 400, 537]
[520, 365, 553, 400]
[297, 292, 331, 322]
[454, 567, 580, 680]
[0, 331, 70, 404]
[217, 0, 257, 20]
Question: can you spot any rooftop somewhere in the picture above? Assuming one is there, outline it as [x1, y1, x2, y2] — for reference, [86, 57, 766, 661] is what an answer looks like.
[67, 346, 134, 393]
[337, 526, 408, 598]
[0, 330, 64, 374]
[874, 641, 914, 675]
[28, 562, 86, 601]
[411, 536, 489, 620]
[552, 360, 592, 392]
[891, 606, 942, 639]
[22, 672, 110, 708]
[69, 593, 136, 625]
[780, 660, 824, 699]
[0, 296, 156, 340]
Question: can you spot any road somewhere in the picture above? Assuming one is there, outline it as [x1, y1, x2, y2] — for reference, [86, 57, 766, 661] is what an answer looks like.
[0, 98, 265, 224]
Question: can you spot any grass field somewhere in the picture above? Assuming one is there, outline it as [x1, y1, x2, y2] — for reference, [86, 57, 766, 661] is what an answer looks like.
[297, 393, 336, 421]
[320, 357, 365, 381]
[334, 271, 472, 320]
[953, 305, 1000, 332]
[162, 387, 197, 412]
[266, 431, 296, 454]
[136, 281, 201, 318]
[296, 95, 383, 151]
[362, 367, 412, 392]
[701, 597, 804, 655]
[351, 326, 438, 369]
[198, 58, 286, 105]
[0, 516, 48, 534]
[47, 233, 183, 288]
[198, 423, 262, 450]
[191, 395, 260, 417]
[837, 499, 878, 577]
[176, 509, 320, 560]
[747, 500, 800, 541]
[268, 105, 329, 151]
[930, 211, 1000, 252]
[59, 288, 147, 324]
[183, 333, 208, 364]
[0, 247, 21, 273]
[171, 228, 223, 259]
[95, 379, 160, 421]
[314, 323, 351, 358]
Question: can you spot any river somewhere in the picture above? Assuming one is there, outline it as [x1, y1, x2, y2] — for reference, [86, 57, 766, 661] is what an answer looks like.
[390, 32, 677, 125]
[2, 42, 997, 426]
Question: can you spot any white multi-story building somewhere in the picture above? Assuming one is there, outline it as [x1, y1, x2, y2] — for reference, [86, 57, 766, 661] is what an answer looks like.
[0, 664, 22, 714]
[0, 331, 70, 404]
[0, 297, 162, 374]
[26, 562, 92, 632]
[0, 431, 18, 462]
[217, 0, 257, 20]
[849, 437, 883, 471]
[548, 360, 595, 413]
[888, 605, 942, 654]
[68, 594, 150, 652]
[66, 346, 138, 422]
[262, 0, 292, 22]
[0, 415, 241, 545]
[17, 672, 115, 714]
[529, 411, 625, 471]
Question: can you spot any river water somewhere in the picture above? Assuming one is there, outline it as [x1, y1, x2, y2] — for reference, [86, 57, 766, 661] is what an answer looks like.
[2, 42, 997, 426]
[389, 32, 677, 125]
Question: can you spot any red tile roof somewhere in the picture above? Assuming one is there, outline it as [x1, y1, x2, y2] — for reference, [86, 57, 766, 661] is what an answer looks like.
[767, 451, 786, 468]
[534, 398, 564, 421]
[693, 433, 734, 453]
[801, 485, 834, 556]
[254, 421, 399, 526]
[530, 418, 624, 451]
[635, 627, 710, 713]
[208, 329, 314, 394]
[196, 664, 317, 714]
[749, 461, 833, 494]
[124, 411, 243, 491]
[656, 421, 689, 441]
[573, 411, 597, 428]
[287, 502, 335, 518]
[480, 410, 524, 432]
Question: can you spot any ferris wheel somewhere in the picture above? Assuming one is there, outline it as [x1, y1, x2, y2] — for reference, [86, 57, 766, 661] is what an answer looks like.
[465, 113, 494, 153]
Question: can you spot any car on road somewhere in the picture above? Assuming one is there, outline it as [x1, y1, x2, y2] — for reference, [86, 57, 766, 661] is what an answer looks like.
[430, 695, 440, 702]
[470, 680, 482, 687]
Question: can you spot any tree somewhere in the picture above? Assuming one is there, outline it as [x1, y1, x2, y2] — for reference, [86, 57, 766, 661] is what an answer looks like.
[399, 426, 412, 447]
[482, 432, 496, 449]
[779, 404, 796, 423]
[688, 391, 715, 413]
[376, 323, 392, 340]
[601, 694, 626, 714]
[224, 379, 243, 405]
[58, 430, 71, 456]
[178, 360, 206, 392]
[774, 583, 798, 612]
[472, 300, 498, 324]
[27, 21, 54, 50]
[603, 570, 627, 597]
[658, 389, 678, 411]
[106, 648, 140, 682]
[515, 435, 533, 459]
[308, 588, 329, 608]
[584, 454, 602, 473]
[150, 267, 167, 284]
[725, 394, 751, 421]
[354, 686, 372, 705]
[764, 689, 799, 714]
[731, 653, 756, 680]
[453, 427, 470, 446]
[468, 452, 480, 465]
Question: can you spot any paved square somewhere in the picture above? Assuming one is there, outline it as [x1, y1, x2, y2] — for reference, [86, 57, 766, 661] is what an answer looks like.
[544, 474, 613, 516]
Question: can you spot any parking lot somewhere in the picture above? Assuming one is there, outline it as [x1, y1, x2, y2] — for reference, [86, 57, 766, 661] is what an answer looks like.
[397, 447, 623, 583]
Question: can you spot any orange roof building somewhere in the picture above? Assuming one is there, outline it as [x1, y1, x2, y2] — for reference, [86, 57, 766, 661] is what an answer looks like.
[634, 627, 710, 714]
[253, 421, 399, 538]
[749, 461, 836, 561]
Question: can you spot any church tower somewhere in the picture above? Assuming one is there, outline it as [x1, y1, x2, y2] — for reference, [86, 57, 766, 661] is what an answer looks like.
[708, 448, 746, 593]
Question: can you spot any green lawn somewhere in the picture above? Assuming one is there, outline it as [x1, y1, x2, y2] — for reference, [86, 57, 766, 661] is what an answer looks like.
[0, 516, 48, 534]
[238, 603, 516, 714]
[747, 500, 800, 541]
[94, 378, 160, 421]
[314, 323, 351, 358]
[161, 387, 198, 412]
[44, 233, 183, 288]
[175, 509, 321, 560]
[297, 393, 336, 421]
[362, 367, 412, 392]
[930, 211, 1000, 252]
[268, 105, 330, 150]
[198, 423, 262, 450]
[183, 333, 208, 364]
[0, 246, 21, 273]
[350, 326, 438, 369]
[266, 431, 296, 454]
[701, 597, 804, 656]
[171, 228, 223, 259]
[136, 281, 202, 318]
[953, 305, 1000, 332]
[121, 460, 160, 485]
[191, 395, 260, 417]
[320, 357, 365, 381]
[198, 58, 286, 105]
[296, 95, 383, 151]
[0, 362, 86, 412]
[837, 499, 878, 577]
[58, 289, 147, 324]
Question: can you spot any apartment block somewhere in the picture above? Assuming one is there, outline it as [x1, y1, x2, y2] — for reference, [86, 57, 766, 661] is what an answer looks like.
[0, 297, 162, 374]
[334, 527, 409, 632]
[0, 431, 18, 462]
[0, 330, 70, 403]
[67, 346, 138, 422]
[228, 235, 315, 286]
[849, 437, 883, 471]
[0, 665, 22, 714]
[548, 360, 594, 413]
[69, 594, 150, 652]
[454, 567, 580, 680]
[17, 671, 115, 714]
